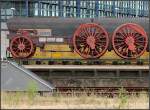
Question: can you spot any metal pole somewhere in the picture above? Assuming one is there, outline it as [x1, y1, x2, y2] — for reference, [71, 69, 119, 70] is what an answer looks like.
[76, 0, 80, 18]
[58, 1, 63, 17]
[38, 1, 41, 16]
[112, 1, 116, 17]
[95, 1, 99, 18]
[25, 0, 29, 16]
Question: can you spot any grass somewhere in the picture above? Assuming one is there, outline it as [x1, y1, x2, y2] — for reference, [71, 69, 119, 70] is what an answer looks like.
[1, 90, 149, 109]
[26, 81, 38, 105]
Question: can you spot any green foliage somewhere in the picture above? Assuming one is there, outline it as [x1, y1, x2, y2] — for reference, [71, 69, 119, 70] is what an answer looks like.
[26, 81, 38, 104]
[137, 60, 144, 65]
[124, 61, 131, 65]
[112, 61, 118, 65]
[13, 92, 21, 105]
[118, 87, 128, 109]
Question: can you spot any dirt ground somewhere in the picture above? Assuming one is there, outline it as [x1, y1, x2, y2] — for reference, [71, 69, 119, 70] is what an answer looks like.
[1, 92, 149, 109]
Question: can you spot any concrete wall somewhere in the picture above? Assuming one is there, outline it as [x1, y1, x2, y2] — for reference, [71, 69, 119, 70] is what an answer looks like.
[1, 22, 9, 58]
[1, 60, 54, 91]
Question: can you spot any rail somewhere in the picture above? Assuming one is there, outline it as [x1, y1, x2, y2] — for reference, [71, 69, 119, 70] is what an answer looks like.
[23, 65, 149, 70]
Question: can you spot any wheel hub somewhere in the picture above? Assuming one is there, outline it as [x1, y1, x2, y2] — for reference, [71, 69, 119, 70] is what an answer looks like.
[86, 36, 95, 49]
[18, 44, 25, 50]
[125, 36, 135, 51]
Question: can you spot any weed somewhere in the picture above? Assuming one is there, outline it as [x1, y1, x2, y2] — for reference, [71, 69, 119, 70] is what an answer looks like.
[13, 92, 22, 106]
[26, 81, 38, 105]
[118, 87, 128, 109]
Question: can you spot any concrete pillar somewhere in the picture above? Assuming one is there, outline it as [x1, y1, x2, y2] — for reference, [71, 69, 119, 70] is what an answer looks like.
[1, 22, 9, 59]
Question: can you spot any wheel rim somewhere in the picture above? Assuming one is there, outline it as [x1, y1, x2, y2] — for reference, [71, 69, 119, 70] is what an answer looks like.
[112, 23, 148, 59]
[73, 23, 109, 59]
[10, 32, 34, 58]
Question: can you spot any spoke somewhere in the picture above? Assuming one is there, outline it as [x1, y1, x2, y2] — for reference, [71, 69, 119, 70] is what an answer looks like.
[94, 48, 99, 55]
[22, 49, 26, 53]
[82, 46, 89, 54]
[93, 29, 101, 37]
[25, 46, 31, 49]
[92, 28, 96, 36]
[12, 48, 18, 51]
[84, 45, 90, 55]
[77, 35, 87, 40]
[87, 26, 92, 36]
[83, 27, 90, 37]
[137, 47, 144, 51]
[114, 39, 124, 42]
[96, 41, 106, 43]
[76, 40, 86, 43]
[120, 45, 128, 52]
[12, 45, 18, 48]
[22, 37, 25, 44]
[97, 31, 104, 37]
[133, 50, 138, 56]
[81, 29, 89, 38]
[135, 42, 144, 47]
[136, 48, 143, 53]
[79, 42, 87, 46]
[115, 35, 125, 40]
[24, 49, 29, 52]
[115, 42, 125, 47]
[117, 32, 127, 39]
[96, 43, 105, 48]
[18, 38, 22, 44]
[16, 39, 20, 44]
[16, 49, 20, 54]
[136, 41, 146, 43]
[133, 33, 139, 38]
[130, 28, 136, 37]
[133, 34, 143, 40]
[125, 27, 129, 36]
[130, 51, 133, 57]
[89, 49, 94, 56]
[13, 40, 18, 44]
[126, 27, 132, 36]
[88, 27, 93, 36]
[95, 46, 101, 52]
[119, 29, 128, 38]
[76, 37, 86, 42]
[79, 30, 89, 38]
[25, 43, 31, 47]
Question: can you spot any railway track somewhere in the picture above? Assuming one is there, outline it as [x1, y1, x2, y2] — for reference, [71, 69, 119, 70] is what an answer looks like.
[5, 87, 148, 97]
[50, 87, 149, 97]
[7, 58, 149, 65]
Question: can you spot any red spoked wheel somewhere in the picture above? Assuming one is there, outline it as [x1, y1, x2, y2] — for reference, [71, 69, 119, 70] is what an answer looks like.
[73, 23, 109, 59]
[10, 31, 34, 58]
[112, 23, 148, 59]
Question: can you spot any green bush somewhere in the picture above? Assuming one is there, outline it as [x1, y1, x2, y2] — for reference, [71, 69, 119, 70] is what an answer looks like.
[112, 61, 118, 65]
[26, 81, 38, 104]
